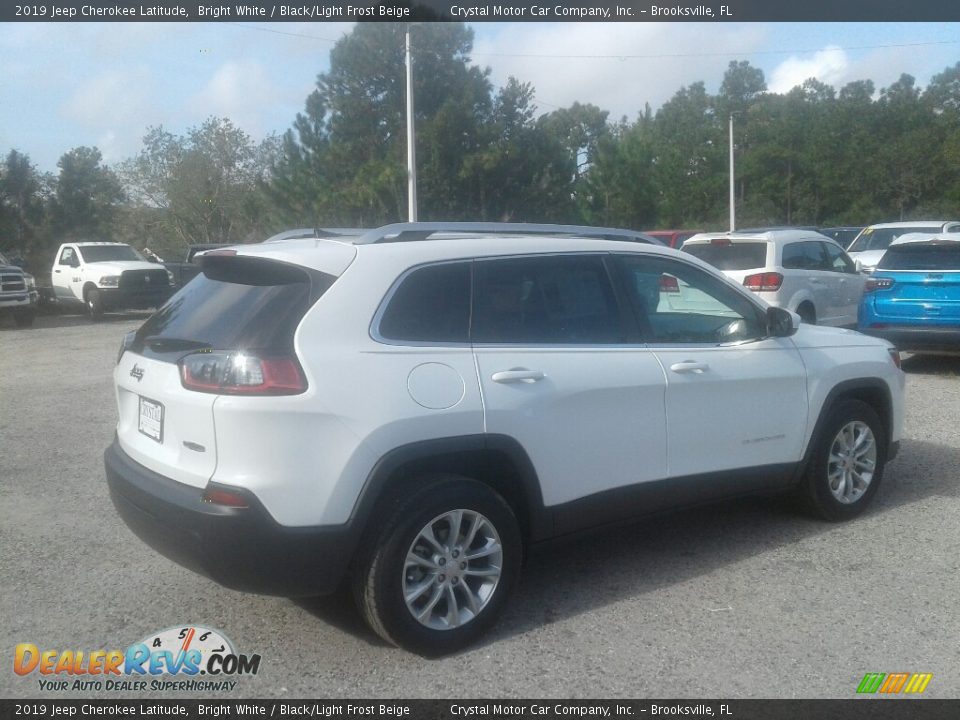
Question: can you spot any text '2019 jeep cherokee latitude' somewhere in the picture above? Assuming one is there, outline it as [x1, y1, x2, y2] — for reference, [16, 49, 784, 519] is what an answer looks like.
[105, 223, 905, 655]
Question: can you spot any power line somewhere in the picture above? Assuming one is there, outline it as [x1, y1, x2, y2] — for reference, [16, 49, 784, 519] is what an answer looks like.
[469, 39, 960, 60]
[228, 23, 342, 43]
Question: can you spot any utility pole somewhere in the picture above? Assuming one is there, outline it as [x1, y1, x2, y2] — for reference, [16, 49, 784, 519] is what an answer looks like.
[728, 114, 735, 232]
[405, 24, 418, 222]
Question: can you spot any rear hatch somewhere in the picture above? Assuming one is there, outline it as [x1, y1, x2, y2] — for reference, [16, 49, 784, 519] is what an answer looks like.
[868, 242, 960, 323]
[682, 237, 769, 284]
[114, 254, 334, 488]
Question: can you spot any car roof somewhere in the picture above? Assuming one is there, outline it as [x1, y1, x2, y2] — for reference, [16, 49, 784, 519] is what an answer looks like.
[229, 229, 700, 277]
[70, 241, 129, 247]
[890, 232, 960, 246]
[683, 229, 834, 245]
[866, 221, 956, 230]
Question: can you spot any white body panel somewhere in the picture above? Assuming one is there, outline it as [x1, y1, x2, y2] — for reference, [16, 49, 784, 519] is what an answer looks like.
[110, 235, 906, 529]
[475, 347, 668, 506]
[114, 353, 218, 488]
[651, 338, 808, 477]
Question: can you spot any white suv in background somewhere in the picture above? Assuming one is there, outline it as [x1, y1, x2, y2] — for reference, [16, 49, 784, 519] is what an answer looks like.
[682, 229, 865, 326]
[847, 221, 960, 273]
[105, 222, 904, 655]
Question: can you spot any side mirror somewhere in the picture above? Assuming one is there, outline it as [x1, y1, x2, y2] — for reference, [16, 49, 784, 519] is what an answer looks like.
[767, 306, 798, 337]
[854, 259, 864, 273]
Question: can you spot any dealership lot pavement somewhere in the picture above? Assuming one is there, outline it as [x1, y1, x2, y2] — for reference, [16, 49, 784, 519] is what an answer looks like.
[2, 313, 959, 699]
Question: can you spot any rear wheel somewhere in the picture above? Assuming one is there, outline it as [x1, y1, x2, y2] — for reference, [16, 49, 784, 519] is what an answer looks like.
[353, 476, 522, 656]
[801, 399, 886, 521]
[86, 288, 104, 320]
[797, 303, 816, 324]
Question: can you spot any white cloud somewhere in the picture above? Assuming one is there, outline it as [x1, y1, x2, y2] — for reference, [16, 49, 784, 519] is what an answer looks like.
[58, 68, 160, 164]
[471, 22, 770, 119]
[187, 60, 283, 136]
[769, 46, 849, 93]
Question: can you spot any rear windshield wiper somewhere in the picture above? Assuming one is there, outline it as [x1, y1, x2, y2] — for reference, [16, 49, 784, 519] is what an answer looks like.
[142, 336, 213, 353]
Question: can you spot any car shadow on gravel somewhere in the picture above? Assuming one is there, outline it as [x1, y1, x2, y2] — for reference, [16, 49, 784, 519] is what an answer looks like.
[291, 437, 959, 654]
[901, 353, 960, 375]
[293, 588, 392, 648]
[0, 310, 152, 331]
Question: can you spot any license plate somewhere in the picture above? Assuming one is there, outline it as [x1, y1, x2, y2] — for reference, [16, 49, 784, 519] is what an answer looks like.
[138, 397, 164, 443]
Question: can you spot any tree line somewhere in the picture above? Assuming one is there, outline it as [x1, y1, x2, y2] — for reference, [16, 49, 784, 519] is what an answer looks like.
[2, 22, 959, 272]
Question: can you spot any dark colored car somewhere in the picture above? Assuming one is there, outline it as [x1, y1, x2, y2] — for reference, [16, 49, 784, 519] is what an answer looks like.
[859, 238, 960, 352]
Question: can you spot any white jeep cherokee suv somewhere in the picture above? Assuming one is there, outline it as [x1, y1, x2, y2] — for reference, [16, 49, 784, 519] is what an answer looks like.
[105, 222, 904, 655]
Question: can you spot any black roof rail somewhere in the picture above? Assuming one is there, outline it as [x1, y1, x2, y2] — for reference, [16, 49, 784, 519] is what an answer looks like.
[353, 222, 663, 245]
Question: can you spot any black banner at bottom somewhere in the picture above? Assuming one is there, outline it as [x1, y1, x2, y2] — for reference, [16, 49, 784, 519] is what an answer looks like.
[2, 700, 959, 720]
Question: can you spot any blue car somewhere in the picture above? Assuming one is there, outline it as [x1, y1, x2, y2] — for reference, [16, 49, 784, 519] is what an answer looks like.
[859, 237, 960, 352]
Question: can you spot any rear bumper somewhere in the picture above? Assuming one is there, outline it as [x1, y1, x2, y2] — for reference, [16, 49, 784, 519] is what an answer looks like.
[860, 325, 960, 352]
[104, 440, 356, 597]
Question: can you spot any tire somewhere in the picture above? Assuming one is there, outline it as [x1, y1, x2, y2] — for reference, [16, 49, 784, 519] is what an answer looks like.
[801, 399, 886, 521]
[797, 303, 816, 325]
[86, 288, 104, 320]
[13, 308, 35, 328]
[352, 475, 522, 656]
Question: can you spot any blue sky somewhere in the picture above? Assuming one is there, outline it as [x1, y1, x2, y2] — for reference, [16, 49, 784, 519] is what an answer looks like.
[1, 21, 957, 174]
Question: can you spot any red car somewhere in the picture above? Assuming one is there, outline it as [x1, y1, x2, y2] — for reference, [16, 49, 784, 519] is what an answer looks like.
[644, 230, 704, 249]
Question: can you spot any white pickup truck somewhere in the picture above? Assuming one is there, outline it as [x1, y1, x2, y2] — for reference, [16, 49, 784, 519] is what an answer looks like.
[51, 242, 173, 318]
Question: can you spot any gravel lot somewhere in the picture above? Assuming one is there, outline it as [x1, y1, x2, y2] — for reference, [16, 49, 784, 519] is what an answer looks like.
[2, 311, 959, 699]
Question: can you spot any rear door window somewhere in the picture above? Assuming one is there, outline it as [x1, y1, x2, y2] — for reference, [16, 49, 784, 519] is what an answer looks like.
[683, 241, 767, 271]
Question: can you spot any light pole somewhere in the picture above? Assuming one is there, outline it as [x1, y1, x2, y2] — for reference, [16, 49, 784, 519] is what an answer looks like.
[728, 113, 735, 232]
[405, 24, 418, 222]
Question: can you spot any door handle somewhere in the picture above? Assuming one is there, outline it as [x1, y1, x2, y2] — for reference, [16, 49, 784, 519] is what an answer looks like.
[491, 369, 545, 384]
[669, 361, 709, 374]
[54, 269, 61, 273]
[809, 278, 822, 284]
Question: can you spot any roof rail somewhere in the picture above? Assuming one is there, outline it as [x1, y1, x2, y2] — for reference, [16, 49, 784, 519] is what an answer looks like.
[353, 222, 662, 245]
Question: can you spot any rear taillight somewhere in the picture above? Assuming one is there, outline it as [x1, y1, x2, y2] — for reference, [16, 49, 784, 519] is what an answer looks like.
[743, 272, 783, 292]
[659, 275, 680, 293]
[865, 277, 895, 292]
[179, 351, 306, 395]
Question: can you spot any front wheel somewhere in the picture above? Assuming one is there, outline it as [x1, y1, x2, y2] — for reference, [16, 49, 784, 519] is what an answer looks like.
[86, 288, 104, 320]
[801, 399, 886, 521]
[353, 476, 522, 656]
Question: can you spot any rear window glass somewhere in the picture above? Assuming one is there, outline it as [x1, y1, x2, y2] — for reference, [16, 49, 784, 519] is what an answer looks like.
[683, 241, 767, 271]
[378, 263, 470, 343]
[132, 256, 332, 358]
[878, 243, 960, 271]
[78, 245, 145, 263]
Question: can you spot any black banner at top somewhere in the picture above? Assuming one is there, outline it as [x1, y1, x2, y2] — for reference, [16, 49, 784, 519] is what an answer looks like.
[4, 0, 960, 23]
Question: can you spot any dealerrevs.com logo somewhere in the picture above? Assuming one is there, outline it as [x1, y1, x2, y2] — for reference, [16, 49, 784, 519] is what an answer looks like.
[857, 672, 933, 695]
[14, 625, 261, 692]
